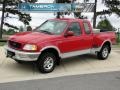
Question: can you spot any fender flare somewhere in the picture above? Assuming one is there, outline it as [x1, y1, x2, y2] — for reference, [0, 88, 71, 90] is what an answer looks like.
[40, 46, 61, 57]
[99, 40, 112, 51]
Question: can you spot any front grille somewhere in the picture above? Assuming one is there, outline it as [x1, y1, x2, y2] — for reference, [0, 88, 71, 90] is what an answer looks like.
[8, 40, 22, 49]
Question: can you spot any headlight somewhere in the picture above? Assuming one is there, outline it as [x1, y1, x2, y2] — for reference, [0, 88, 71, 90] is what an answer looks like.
[23, 44, 37, 51]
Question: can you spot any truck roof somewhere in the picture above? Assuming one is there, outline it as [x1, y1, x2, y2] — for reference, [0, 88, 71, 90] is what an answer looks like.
[49, 18, 88, 22]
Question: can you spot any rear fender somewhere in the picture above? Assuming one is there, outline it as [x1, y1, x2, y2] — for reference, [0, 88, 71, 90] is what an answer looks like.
[99, 40, 112, 52]
[91, 40, 112, 54]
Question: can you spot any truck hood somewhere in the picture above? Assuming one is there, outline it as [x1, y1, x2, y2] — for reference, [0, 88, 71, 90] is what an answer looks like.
[9, 32, 59, 44]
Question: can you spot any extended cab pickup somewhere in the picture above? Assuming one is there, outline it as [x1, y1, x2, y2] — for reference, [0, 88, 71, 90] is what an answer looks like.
[5, 18, 116, 73]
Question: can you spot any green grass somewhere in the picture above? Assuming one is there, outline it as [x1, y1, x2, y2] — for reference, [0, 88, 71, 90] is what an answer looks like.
[116, 44, 120, 47]
[116, 33, 120, 44]
[0, 42, 6, 46]
[113, 44, 120, 48]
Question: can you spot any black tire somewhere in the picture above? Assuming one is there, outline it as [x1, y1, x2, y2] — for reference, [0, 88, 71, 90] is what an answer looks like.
[37, 52, 56, 73]
[97, 45, 110, 60]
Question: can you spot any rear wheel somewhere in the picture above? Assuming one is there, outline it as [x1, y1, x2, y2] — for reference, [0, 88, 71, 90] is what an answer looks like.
[97, 45, 110, 60]
[37, 52, 56, 73]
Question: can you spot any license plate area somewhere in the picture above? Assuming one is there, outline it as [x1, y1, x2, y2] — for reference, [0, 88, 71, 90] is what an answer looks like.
[7, 50, 15, 58]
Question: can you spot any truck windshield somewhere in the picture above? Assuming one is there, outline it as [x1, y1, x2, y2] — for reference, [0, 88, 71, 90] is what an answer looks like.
[35, 20, 67, 35]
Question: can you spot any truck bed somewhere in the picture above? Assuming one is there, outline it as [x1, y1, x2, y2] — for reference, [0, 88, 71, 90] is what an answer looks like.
[93, 31, 116, 47]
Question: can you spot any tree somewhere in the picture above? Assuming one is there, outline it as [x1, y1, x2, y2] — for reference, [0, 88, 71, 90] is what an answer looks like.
[19, 25, 24, 32]
[55, 0, 72, 18]
[97, 0, 120, 16]
[55, 0, 90, 18]
[2, 28, 7, 35]
[0, 0, 37, 27]
[6, 28, 16, 35]
[0, 0, 37, 39]
[74, 0, 90, 19]
[97, 18, 114, 31]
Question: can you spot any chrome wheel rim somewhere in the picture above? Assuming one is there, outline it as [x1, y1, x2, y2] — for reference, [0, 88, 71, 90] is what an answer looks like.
[102, 47, 108, 58]
[44, 57, 54, 70]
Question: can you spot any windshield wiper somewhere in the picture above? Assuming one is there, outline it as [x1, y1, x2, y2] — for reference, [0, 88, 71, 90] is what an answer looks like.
[40, 30, 53, 35]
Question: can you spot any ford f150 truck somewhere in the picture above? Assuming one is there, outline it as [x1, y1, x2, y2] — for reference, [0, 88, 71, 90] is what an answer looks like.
[5, 18, 116, 73]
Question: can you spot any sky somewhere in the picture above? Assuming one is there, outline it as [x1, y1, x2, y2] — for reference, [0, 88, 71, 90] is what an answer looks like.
[0, 0, 120, 30]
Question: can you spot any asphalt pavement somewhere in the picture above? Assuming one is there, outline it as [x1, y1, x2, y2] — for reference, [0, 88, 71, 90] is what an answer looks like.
[0, 71, 120, 90]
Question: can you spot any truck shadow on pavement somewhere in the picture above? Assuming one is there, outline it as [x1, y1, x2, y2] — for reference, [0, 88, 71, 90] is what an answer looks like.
[2, 54, 98, 74]
[3, 52, 117, 77]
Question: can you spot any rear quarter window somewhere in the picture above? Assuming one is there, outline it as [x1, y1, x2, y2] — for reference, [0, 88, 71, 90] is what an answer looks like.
[83, 22, 91, 34]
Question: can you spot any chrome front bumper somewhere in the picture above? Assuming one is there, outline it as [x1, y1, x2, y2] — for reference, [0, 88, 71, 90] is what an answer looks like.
[5, 46, 40, 61]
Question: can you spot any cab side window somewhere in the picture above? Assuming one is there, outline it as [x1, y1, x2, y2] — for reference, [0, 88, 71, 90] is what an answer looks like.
[69, 22, 81, 36]
[83, 22, 91, 34]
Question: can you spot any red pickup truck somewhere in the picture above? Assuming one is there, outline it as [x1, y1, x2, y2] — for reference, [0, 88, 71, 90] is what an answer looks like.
[5, 18, 116, 73]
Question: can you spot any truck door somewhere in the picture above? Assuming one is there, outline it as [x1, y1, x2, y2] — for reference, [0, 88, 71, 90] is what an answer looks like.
[59, 22, 85, 53]
[82, 21, 93, 49]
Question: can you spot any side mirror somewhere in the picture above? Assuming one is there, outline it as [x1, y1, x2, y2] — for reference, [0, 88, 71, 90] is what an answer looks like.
[65, 31, 74, 37]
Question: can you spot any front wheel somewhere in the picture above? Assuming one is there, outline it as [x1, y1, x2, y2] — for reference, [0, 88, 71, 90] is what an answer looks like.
[37, 52, 56, 73]
[97, 45, 110, 60]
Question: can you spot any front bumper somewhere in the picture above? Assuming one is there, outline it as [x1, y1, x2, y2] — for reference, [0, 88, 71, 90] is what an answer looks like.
[5, 46, 40, 61]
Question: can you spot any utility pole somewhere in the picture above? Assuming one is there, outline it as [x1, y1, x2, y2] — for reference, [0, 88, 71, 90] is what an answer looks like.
[93, 0, 97, 28]
[55, 0, 60, 18]
[56, 12, 60, 18]
[0, 0, 6, 39]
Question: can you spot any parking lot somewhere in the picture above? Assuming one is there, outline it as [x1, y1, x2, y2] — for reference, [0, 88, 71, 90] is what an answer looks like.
[0, 46, 120, 83]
